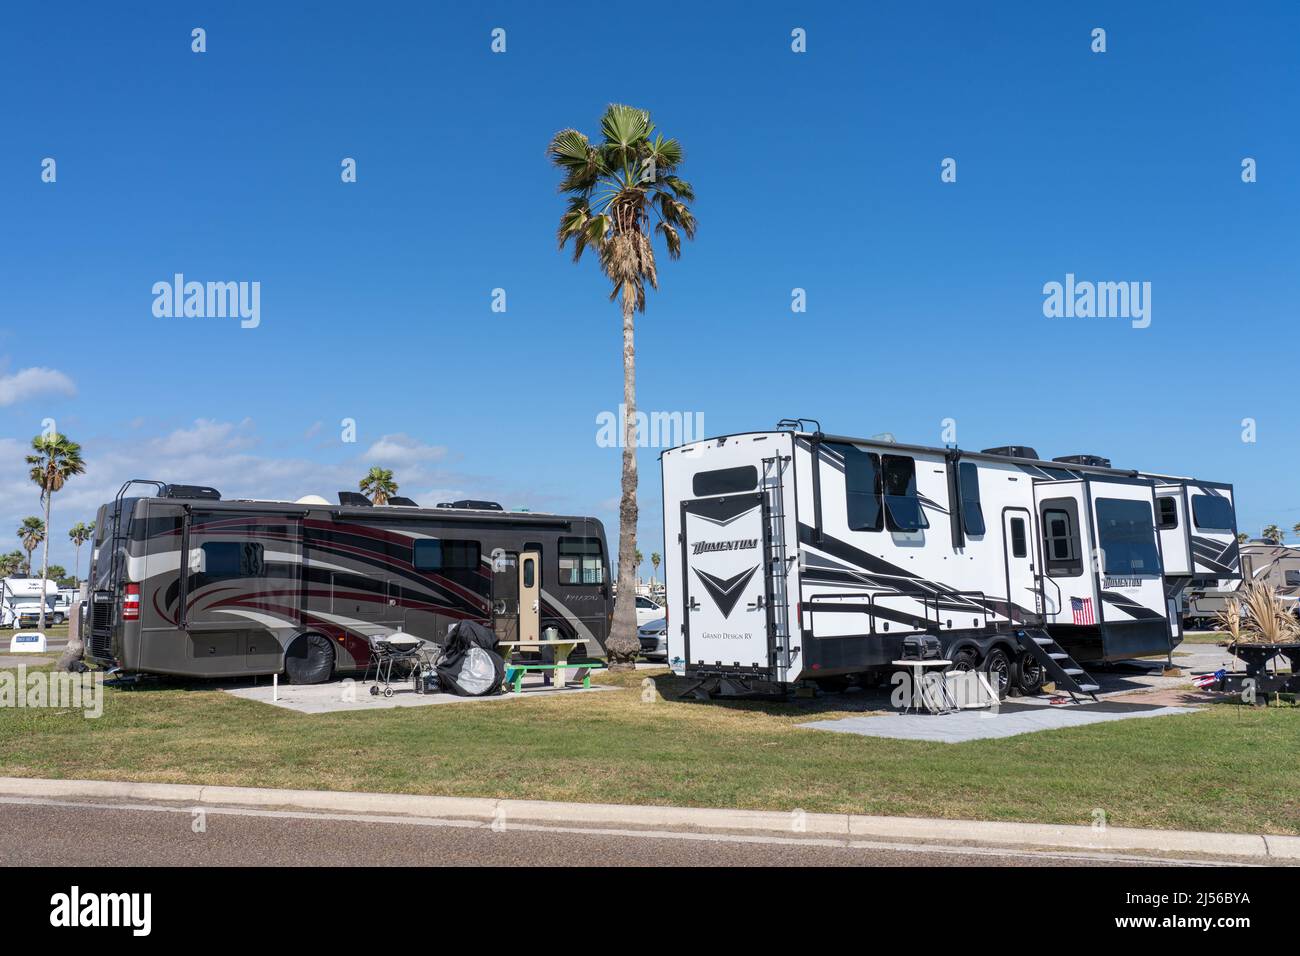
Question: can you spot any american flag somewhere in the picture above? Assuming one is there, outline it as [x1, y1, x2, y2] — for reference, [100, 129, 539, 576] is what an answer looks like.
[1193, 669, 1226, 689]
[1070, 597, 1095, 625]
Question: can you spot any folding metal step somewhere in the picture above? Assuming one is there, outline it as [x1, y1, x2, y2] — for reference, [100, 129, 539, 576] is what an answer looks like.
[1013, 628, 1099, 702]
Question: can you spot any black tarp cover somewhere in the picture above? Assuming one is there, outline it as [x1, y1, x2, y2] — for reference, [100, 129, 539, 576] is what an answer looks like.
[436, 620, 505, 696]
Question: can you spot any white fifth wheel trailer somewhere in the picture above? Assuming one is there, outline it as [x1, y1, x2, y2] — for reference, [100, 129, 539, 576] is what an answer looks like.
[661, 421, 1241, 699]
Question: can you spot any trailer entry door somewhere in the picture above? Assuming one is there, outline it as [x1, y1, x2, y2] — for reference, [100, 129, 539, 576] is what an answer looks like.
[680, 493, 772, 677]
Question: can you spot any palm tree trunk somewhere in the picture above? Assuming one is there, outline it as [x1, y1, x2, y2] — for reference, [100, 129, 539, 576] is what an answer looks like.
[607, 284, 641, 668]
[38, 491, 51, 630]
[74, 541, 82, 590]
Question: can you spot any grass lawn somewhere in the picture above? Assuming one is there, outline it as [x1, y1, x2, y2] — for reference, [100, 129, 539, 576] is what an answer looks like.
[1, 664, 1296, 835]
[1181, 630, 1228, 645]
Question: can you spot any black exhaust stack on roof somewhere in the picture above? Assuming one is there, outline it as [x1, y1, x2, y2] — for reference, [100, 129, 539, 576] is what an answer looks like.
[338, 491, 373, 507]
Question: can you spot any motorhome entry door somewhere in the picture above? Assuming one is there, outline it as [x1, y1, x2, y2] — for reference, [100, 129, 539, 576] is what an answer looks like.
[680, 493, 772, 676]
[491, 551, 520, 646]
[518, 550, 541, 642]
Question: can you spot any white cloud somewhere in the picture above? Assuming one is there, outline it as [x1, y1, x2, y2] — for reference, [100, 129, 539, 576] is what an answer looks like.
[0, 367, 77, 407]
[149, 418, 258, 456]
[361, 433, 448, 465]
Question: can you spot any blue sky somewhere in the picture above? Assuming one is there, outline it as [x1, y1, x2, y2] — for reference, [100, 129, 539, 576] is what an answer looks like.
[2, 1, 1298, 575]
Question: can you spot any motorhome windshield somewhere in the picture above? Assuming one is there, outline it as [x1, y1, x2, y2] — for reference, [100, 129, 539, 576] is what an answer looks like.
[1096, 498, 1162, 575]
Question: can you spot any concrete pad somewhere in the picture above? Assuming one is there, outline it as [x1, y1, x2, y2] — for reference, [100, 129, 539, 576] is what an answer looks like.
[800, 700, 1200, 742]
[222, 674, 616, 714]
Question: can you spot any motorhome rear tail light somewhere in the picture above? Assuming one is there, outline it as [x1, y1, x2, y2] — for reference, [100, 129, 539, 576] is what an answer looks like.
[122, 584, 141, 621]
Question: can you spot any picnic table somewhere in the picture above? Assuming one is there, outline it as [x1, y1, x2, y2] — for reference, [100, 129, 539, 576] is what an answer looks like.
[497, 638, 606, 692]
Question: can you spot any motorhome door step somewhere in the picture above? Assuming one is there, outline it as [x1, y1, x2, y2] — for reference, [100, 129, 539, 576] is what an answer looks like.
[1014, 629, 1099, 702]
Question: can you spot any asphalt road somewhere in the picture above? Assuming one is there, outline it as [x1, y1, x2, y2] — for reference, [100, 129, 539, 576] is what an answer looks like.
[0, 798, 1198, 867]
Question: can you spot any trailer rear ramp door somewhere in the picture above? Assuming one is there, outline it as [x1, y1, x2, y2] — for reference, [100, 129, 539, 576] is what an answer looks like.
[680, 493, 773, 678]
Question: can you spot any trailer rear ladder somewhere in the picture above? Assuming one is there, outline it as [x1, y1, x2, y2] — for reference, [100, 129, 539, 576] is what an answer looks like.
[761, 455, 794, 672]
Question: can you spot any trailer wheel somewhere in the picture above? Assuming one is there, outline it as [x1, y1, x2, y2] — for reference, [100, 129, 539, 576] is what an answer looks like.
[983, 647, 1011, 699]
[949, 648, 979, 673]
[1015, 652, 1045, 695]
[284, 633, 335, 684]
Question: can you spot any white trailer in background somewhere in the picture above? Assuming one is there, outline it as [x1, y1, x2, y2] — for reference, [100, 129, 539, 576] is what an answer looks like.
[661, 421, 1240, 699]
[1, 577, 63, 627]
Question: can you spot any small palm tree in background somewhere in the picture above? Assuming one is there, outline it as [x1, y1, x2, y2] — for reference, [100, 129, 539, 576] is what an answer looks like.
[635, 549, 643, 585]
[549, 103, 696, 666]
[0, 551, 23, 578]
[1237, 532, 1251, 545]
[359, 467, 398, 505]
[1292, 522, 1300, 543]
[1262, 524, 1283, 545]
[26, 432, 86, 629]
[18, 517, 45, 578]
[69, 521, 95, 588]
[650, 551, 661, 585]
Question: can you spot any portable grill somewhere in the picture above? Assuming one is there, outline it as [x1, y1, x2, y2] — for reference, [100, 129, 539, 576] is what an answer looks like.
[365, 631, 431, 698]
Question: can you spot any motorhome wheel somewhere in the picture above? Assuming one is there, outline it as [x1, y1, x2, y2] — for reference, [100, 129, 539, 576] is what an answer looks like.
[983, 647, 1011, 699]
[284, 633, 335, 685]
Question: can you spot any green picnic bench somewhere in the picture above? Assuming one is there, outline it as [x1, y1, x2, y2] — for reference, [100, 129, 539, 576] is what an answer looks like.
[498, 638, 608, 693]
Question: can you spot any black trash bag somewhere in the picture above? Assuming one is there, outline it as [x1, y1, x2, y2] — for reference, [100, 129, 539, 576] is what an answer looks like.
[436, 620, 505, 696]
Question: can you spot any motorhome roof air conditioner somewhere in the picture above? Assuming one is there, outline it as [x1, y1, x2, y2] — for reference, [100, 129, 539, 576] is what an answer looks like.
[160, 484, 221, 500]
[387, 496, 420, 507]
[436, 499, 504, 511]
[980, 445, 1040, 460]
[1053, 454, 1112, 468]
[337, 491, 373, 507]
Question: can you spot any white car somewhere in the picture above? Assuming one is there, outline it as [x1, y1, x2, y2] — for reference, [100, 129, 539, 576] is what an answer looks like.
[635, 595, 663, 627]
[638, 617, 667, 660]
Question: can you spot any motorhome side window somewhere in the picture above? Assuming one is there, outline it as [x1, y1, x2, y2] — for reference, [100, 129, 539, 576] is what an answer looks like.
[413, 539, 484, 592]
[1040, 499, 1083, 577]
[828, 442, 882, 532]
[1156, 496, 1178, 530]
[1191, 494, 1233, 532]
[881, 455, 929, 532]
[558, 537, 604, 585]
[692, 465, 757, 498]
[958, 461, 985, 536]
[200, 542, 265, 579]
[1095, 498, 1162, 575]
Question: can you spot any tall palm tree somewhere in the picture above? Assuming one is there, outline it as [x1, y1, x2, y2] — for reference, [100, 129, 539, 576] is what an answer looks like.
[1293, 522, 1300, 542]
[634, 549, 643, 584]
[1262, 524, 1283, 545]
[18, 517, 45, 578]
[26, 433, 86, 628]
[69, 521, 94, 588]
[359, 467, 398, 505]
[650, 551, 661, 585]
[549, 104, 696, 665]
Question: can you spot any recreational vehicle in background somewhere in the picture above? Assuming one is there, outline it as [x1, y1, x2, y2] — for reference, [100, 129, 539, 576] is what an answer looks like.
[1183, 541, 1300, 626]
[660, 421, 1241, 699]
[84, 480, 612, 681]
[1, 577, 63, 628]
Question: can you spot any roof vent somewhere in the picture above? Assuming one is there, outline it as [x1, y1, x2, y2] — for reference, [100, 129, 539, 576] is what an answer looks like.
[337, 491, 373, 507]
[981, 446, 1040, 460]
[1052, 454, 1112, 468]
[161, 484, 221, 500]
[436, 499, 503, 511]
[387, 496, 420, 507]
[295, 495, 330, 505]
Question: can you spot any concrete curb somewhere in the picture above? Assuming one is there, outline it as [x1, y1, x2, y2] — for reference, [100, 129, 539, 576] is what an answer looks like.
[1, 776, 1295, 860]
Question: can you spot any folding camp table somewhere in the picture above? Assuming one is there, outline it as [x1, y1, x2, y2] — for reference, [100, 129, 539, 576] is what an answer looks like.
[497, 638, 604, 692]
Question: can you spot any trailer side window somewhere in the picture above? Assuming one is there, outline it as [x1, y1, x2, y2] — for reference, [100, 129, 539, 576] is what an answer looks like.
[1009, 517, 1028, 557]
[882, 455, 929, 532]
[958, 462, 985, 536]
[1191, 494, 1234, 532]
[1286, 570, 1300, 587]
[829, 442, 882, 532]
[1095, 498, 1162, 575]
[1041, 498, 1083, 577]
[692, 465, 757, 498]
[558, 537, 604, 586]
[413, 539, 484, 593]
[1156, 496, 1178, 530]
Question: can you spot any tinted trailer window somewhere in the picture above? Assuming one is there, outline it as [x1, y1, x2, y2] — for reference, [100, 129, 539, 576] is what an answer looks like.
[1096, 498, 1162, 575]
